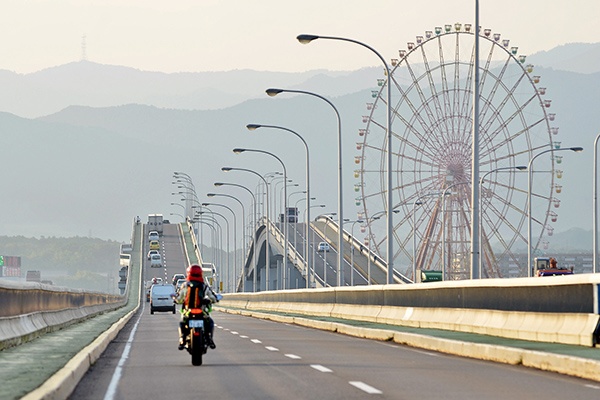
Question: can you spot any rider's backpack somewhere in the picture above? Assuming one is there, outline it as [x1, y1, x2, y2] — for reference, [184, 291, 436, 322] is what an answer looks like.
[184, 281, 205, 309]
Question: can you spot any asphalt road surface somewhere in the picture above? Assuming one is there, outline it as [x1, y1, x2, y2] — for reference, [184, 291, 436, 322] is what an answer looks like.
[70, 307, 600, 400]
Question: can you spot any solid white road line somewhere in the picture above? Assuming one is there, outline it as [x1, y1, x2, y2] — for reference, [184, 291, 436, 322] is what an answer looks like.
[103, 303, 145, 400]
[349, 381, 382, 394]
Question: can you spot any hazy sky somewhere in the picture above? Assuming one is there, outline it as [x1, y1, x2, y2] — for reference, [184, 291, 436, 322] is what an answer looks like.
[2, 0, 599, 74]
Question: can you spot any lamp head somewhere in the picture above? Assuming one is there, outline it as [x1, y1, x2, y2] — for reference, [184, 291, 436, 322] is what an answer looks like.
[207, 193, 216, 197]
[297, 34, 319, 44]
[570, 146, 584, 152]
[201, 202, 210, 206]
[266, 88, 283, 97]
[246, 124, 261, 131]
[221, 167, 233, 172]
[233, 148, 246, 154]
[516, 165, 527, 171]
[214, 182, 224, 187]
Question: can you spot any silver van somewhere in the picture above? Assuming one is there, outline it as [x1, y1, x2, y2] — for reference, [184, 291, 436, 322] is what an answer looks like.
[150, 284, 175, 314]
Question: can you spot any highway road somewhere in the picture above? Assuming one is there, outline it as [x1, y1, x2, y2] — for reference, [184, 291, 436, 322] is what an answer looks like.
[71, 307, 600, 400]
[68, 223, 600, 399]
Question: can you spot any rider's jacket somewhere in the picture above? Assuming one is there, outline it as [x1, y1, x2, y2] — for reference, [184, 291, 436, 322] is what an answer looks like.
[175, 280, 217, 318]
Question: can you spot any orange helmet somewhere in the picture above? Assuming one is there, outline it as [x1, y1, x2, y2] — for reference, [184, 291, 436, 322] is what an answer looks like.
[186, 264, 203, 281]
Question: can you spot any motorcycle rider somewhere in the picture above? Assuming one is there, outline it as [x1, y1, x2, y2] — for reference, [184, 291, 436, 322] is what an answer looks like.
[173, 264, 217, 350]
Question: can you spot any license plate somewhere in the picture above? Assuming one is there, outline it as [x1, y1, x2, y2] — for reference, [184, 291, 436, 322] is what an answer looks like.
[189, 320, 204, 328]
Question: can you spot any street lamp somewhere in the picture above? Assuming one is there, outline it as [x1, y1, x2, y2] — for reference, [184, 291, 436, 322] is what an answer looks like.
[349, 219, 364, 286]
[203, 202, 237, 292]
[247, 123, 312, 289]
[441, 183, 468, 281]
[267, 88, 344, 287]
[214, 182, 257, 291]
[222, 166, 272, 291]
[208, 192, 246, 281]
[195, 214, 222, 290]
[527, 146, 583, 276]
[594, 134, 600, 273]
[413, 193, 442, 281]
[307, 204, 327, 287]
[478, 166, 526, 277]
[199, 209, 230, 291]
[296, 34, 393, 285]
[233, 147, 290, 289]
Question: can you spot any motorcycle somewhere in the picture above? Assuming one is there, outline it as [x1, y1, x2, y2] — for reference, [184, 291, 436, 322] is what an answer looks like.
[185, 308, 208, 366]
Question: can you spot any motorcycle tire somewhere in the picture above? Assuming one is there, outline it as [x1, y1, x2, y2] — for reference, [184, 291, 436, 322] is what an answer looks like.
[190, 328, 204, 366]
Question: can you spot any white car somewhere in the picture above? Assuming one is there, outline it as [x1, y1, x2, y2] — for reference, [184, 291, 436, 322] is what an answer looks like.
[147, 249, 159, 260]
[150, 253, 162, 268]
[148, 230, 160, 241]
[318, 242, 330, 252]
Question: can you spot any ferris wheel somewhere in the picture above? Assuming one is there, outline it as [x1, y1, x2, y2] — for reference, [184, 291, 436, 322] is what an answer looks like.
[356, 23, 561, 280]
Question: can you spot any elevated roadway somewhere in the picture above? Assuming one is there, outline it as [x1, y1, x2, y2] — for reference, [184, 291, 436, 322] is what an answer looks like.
[2, 219, 600, 399]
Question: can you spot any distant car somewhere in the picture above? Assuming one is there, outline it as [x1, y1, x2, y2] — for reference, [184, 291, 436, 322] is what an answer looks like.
[149, 240, 160, 250]
[150, 253, 162, 268]
[150, 284, 176, 314]
[148, 231, 160, 241]
[318, 242, 330, 252]
[147, 249, 159, 260]
[175, 279, 186, 294]
[146, 278, 163, 302]
[172, 273, 185, 286]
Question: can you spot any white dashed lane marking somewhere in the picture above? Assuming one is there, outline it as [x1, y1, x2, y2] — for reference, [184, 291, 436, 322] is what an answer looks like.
[310, 364, 332, 373]
[349, 381, 382, 394]
[222, 327, 383, 396]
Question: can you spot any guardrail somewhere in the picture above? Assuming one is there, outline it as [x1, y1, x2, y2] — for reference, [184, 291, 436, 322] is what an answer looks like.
[220, 274, 600, 347]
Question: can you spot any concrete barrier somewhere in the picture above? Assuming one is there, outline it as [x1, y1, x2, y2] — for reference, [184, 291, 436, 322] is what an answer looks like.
[220, 274, 600, 347]
[0, 281, 126, 351]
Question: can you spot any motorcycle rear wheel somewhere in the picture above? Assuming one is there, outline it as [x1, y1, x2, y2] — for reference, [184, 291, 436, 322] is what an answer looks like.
[190, 329, 204, 366]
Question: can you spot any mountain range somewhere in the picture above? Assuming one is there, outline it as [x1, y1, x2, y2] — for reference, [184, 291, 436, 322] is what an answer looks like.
[1, 42, 599, 253]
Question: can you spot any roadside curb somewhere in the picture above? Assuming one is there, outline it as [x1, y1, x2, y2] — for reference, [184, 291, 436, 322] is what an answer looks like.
[218, 307, 600, 382]
[21, 306, 138, 400]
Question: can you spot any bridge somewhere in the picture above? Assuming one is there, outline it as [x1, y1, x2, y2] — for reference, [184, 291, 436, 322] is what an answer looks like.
[1, 220, 600, 399]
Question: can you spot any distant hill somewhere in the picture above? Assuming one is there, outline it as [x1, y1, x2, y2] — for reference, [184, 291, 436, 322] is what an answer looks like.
[528, 43, 600, 74]
[0, 61, 377, 118]
[1, 42, 600, 253]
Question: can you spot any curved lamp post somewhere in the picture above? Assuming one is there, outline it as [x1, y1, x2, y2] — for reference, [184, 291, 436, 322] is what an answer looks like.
[595, 134, 600, 273]
[247, 124, 310, 289]
[413, 193, 442, 281]
[197, 209, 230, 291]
[296, 34, 393, 285]
[208, 193, 246, 285]
[222, 166, 272, 291]
[527, 146, 583, 276]
[233, 147, 289, 289]
[203, 202, 237, 292]
[266, 88, 344, 287]
[478, 166, 526, 278]
[214, 181, 258, 291]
